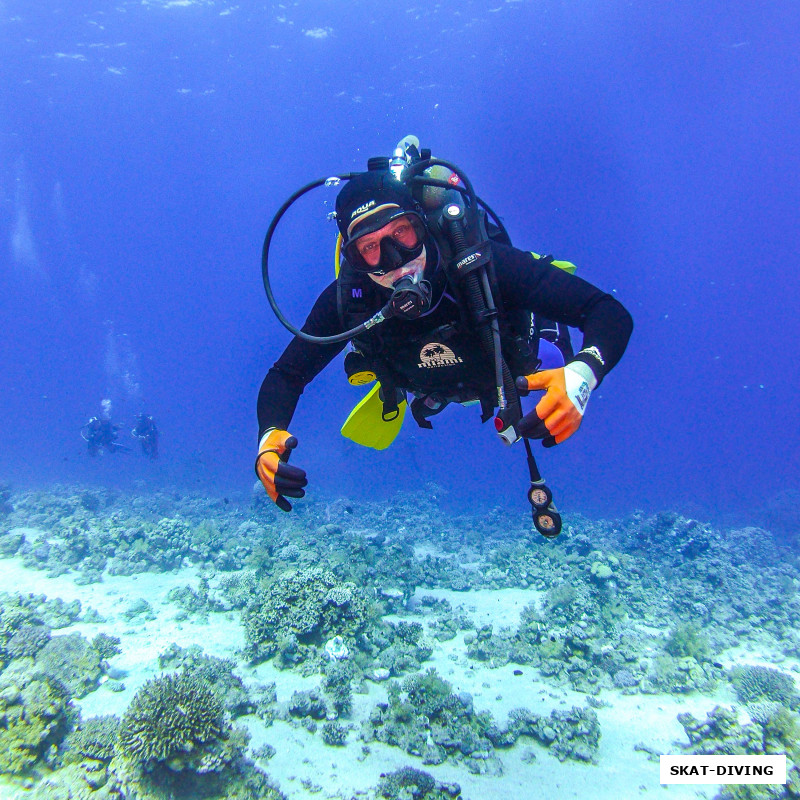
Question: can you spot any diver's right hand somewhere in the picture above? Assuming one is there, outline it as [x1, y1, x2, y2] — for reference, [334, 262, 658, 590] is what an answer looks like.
[255, 429, 307, 512]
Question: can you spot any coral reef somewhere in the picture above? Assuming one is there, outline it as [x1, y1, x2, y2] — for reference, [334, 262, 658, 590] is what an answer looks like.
[157, 643, 253, 717]
[363, 668, 501, 773]
[364, 618, 436, 677]
[362, 666, 600, 772]
[4, 484, 800, 797]
[115, 671, 276, 798]
[62, 714, 121, 764]
[665, 622, 711, 662]
[167, 577, 227, 621]
[730, 665, 798, 705]
[241, 567, 372, 664]
[1, 592, 81, 669]
[92, 632, 122, 661]
[34, 632, 103, 698]
[0, 659, 76, 773]
[376, 766, 461, 799]
[117, 672, 231, 770]
[500, 706, 602, 763]
[677, 704, 800, 798]
[323, 659, 355, 716]
[321, 720, 349, 746]
[641, 654, 722, 695]
[288, 688, 328, 721]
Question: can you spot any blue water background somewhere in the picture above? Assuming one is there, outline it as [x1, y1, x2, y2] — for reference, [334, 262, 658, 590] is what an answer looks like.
[1, 0, 798, 523]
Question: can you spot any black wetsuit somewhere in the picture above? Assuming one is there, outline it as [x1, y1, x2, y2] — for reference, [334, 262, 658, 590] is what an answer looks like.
[133, 415, 159, 459]
[257, 241, 633, 438]
[85, 418, 121, 455]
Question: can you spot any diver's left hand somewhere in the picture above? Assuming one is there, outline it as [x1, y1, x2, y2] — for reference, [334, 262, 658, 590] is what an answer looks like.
[515, 364, 593, 447]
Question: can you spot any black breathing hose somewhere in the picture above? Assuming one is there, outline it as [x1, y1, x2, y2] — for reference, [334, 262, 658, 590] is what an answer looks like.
[260, 173, 390, 345]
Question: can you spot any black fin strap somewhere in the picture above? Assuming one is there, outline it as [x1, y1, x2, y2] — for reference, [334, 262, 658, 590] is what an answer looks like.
[410, 398, 435, 430]
[379, 384, 399, 420]
[479, 395, 494, 423]
[411, 395, 452, 430]
[368, 355, 399, 420]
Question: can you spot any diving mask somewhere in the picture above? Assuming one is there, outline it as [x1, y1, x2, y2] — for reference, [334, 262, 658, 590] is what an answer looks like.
[343, 211, 427, 275]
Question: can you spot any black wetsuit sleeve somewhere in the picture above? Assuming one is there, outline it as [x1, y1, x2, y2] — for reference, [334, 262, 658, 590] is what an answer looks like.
[257, 281, 346, 439]
[493, 243, 633, 383]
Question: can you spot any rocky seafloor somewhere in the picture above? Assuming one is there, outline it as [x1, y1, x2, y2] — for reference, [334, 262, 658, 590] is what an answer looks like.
[0, 481, 799, 800]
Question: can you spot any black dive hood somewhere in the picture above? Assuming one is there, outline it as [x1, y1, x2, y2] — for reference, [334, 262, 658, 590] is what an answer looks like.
[260, 141, 508, 345]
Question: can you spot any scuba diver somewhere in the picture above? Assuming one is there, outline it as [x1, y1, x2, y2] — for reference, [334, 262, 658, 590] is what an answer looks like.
[132, 413, 159, 459]
[82, 415, 125, 456]
[256, 137, 633, 536]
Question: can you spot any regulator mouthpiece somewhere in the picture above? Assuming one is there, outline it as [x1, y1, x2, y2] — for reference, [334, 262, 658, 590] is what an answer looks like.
[387, 273, 432, 319]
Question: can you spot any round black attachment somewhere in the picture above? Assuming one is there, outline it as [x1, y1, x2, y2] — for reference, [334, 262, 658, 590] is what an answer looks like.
[534, 510, 562, 538]
[528, 484, 552, 510]
[367, 156, 391, 171]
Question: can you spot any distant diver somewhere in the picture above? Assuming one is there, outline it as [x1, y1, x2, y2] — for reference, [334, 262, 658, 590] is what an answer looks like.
[256, 136, 633, 536]
[82, 415, 127, 456]
[132, 413, 159, 459]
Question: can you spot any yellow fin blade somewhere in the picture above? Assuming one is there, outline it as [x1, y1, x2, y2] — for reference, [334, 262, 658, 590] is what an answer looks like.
[341, 384, 406, 450]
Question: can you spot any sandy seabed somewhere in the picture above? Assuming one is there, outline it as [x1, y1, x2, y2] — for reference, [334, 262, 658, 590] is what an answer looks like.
[0, 554, 740, 800]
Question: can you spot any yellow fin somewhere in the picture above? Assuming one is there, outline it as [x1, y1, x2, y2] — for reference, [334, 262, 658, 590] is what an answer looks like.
[341, 384, 406, 450]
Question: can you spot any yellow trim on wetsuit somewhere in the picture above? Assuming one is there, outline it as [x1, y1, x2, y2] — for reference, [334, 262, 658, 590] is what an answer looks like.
[531, 251, 577, 274]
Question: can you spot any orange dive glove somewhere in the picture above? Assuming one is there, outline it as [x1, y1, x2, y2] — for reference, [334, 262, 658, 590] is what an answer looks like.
[515, 363, 596, 447]
[255, 428, 307, 512]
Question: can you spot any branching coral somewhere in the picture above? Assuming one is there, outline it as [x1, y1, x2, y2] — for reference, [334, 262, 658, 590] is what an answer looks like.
[157, 643, 253, 717]
[62, 714, 121, 764]
[321, 721, 348, 746]
[92, 632, 122, 661]
[730, 665, 797, 705]
[117, 672, 235, 774]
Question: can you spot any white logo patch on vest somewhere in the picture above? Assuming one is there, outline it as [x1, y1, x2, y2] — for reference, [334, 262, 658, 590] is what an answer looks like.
[418, 342, 464, 369]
